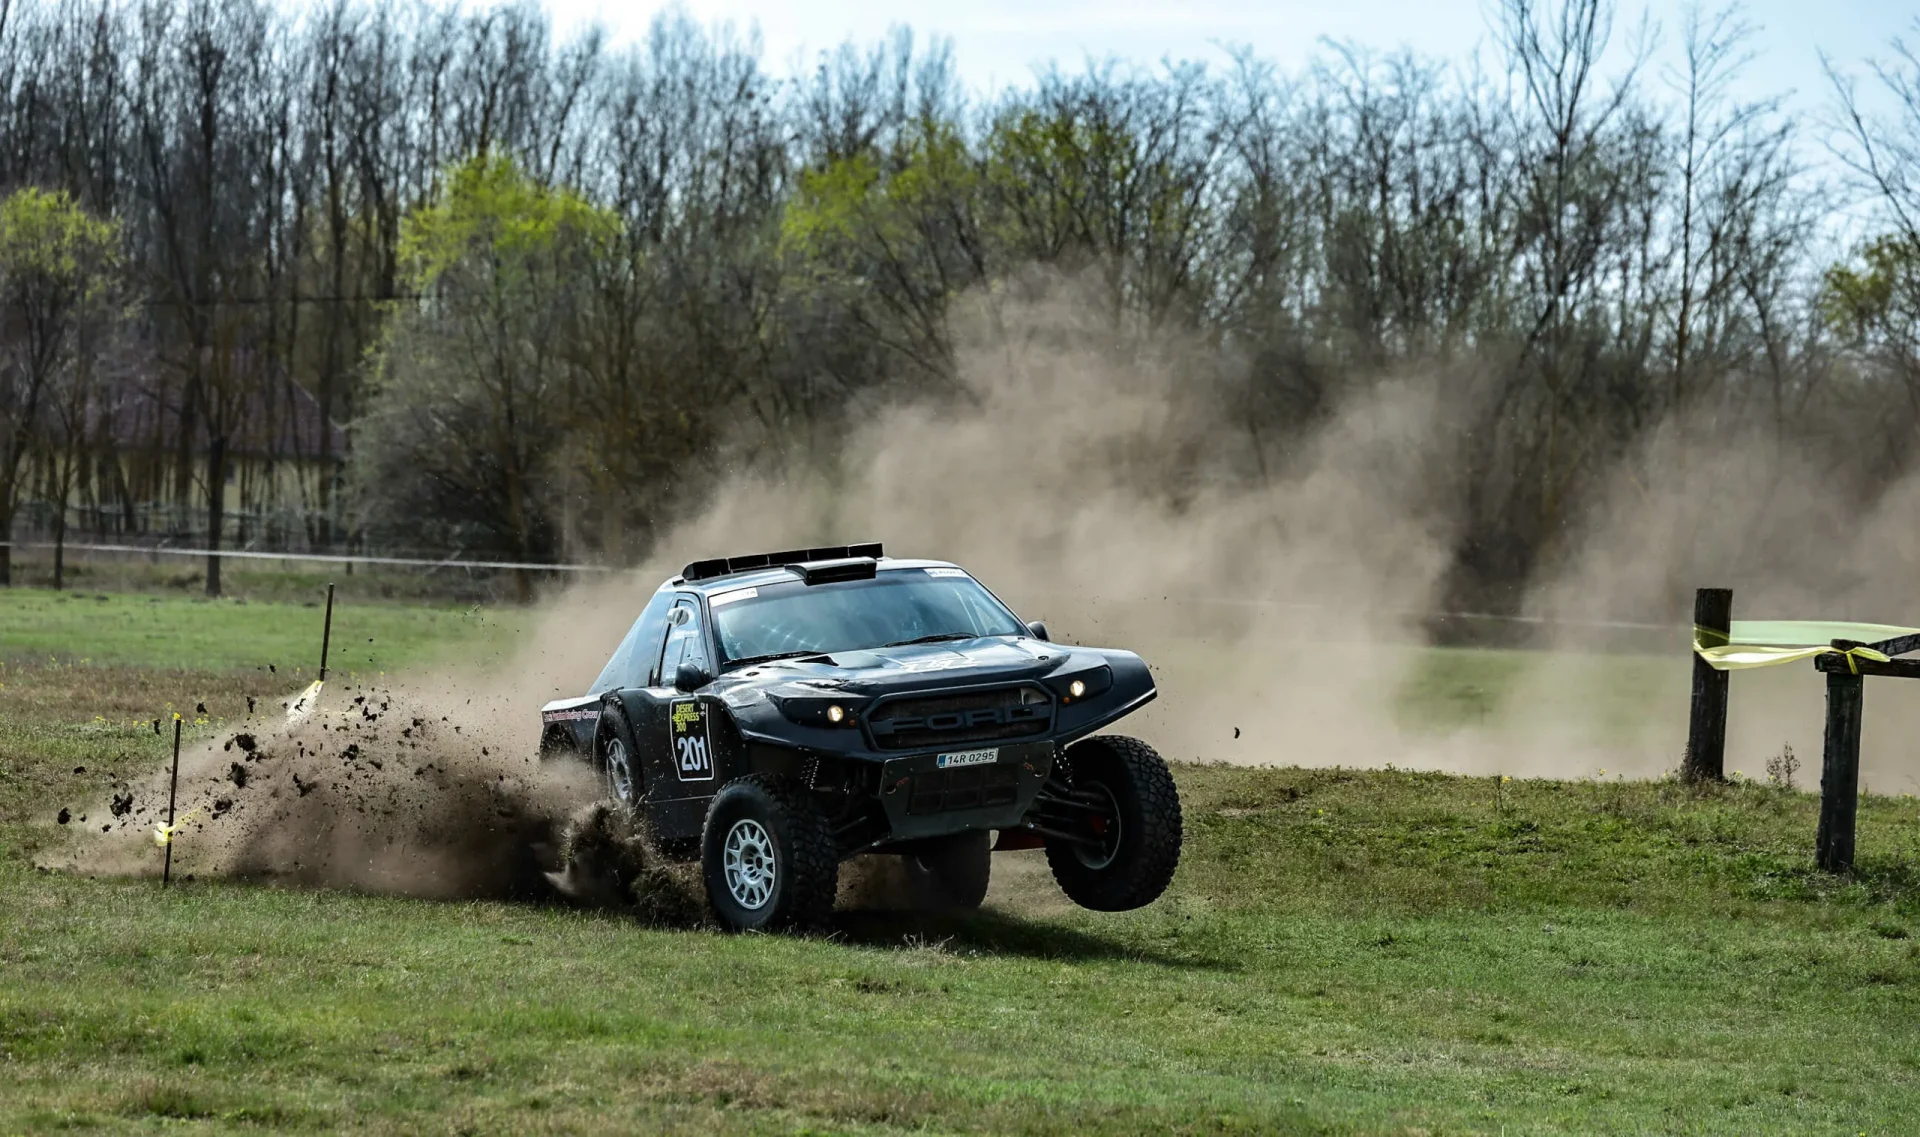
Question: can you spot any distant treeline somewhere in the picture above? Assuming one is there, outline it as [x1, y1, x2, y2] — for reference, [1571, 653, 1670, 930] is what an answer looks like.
[1, 0, 1917, 601]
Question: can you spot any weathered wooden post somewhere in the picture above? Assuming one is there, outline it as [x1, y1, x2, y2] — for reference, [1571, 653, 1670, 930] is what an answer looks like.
[1684, 587, 1733, 782]
[1816, 640, 1865, 874]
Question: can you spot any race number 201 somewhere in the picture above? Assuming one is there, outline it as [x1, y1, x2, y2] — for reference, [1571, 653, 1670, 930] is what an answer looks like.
[669, 700, 715, 781]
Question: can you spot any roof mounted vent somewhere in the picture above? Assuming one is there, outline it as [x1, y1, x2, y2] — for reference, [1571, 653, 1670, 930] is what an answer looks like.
[797, 557, 878, 585]
[681, 542, 884, 583]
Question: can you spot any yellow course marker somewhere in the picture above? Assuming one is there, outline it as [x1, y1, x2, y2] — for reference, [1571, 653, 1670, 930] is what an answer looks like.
[285, 678, 325, 724]
[1693, 621, 1918, 672]
[153, 808, 202, 848]
[287, 583, 336, 724]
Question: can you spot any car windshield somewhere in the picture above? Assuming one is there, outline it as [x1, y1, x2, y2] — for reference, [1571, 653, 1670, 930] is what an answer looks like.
[710, 569, 1026, 665]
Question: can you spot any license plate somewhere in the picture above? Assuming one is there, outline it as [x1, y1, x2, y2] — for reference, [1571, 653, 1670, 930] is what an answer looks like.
[936, 748, 999, 768]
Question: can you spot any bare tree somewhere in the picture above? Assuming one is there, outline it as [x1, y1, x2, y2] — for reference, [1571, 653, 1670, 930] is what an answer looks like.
[1824, 20, 1920, 410]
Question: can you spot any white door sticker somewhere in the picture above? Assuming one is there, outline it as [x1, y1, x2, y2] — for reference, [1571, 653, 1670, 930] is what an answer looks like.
[670, 700, 716, 781]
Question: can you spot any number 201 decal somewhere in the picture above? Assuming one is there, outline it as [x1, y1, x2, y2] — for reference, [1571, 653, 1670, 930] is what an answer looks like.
[669, 699, 715, 782]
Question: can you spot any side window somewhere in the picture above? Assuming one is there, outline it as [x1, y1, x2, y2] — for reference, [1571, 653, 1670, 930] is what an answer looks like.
[657, 599, 709, 683]
[594, 591, 673, 694]
[657, 603, 693, 685]
[681, 603, 712, 670]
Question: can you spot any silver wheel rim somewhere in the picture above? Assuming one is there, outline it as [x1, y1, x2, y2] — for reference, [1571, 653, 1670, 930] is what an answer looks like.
[724, 818, 777, 910]
[606, 736, 634, 804]
[1074, 781, 1122, 870]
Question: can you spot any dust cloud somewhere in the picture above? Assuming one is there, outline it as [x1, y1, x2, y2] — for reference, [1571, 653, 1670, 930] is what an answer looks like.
[652, 276, 1920, 792]
[658, 283, 1469, 776]
[40, 677, 600, 896]
[45, 278, 1920, 898]
[1510, 420, 1920, 792]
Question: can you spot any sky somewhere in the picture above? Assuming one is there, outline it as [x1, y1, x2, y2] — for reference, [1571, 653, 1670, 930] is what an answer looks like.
[544, 0, 1913, 127]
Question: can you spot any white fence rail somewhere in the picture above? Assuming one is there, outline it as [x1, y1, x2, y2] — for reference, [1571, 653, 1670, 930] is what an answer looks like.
[0, 539, 611, 574]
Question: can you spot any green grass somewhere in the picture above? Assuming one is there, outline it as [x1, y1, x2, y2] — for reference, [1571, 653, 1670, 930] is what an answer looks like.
[1393, 645, 1679, 740]
[0, 586, 526, 673]
[4, 593, 1919, 1133]
[1, 547, 537, 606]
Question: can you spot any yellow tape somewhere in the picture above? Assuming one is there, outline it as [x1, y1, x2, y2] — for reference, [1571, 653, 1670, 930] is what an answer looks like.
[1692, 621, 1909, 672]
[285, 679, 325, 725]
[1695, 643, 1890, 672]
[152, 808, 201, 848]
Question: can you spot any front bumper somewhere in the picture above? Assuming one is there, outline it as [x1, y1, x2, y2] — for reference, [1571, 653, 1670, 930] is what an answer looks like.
[869, 741, 1055, 842]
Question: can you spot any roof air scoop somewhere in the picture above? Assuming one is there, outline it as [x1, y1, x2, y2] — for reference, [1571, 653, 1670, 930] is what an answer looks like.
[798, 557, 878, 585]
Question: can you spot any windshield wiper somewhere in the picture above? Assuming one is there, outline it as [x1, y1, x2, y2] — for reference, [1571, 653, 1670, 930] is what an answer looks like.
[879, 632, 979, 648]
[727, 650, 831, 668]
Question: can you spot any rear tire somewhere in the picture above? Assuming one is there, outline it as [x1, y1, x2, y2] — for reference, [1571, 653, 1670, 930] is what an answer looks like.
[903, 830, 992, 911]
[1045, 735, 1182, 912]
[701, 775, 839, 933]
[595, 702, 641, 809]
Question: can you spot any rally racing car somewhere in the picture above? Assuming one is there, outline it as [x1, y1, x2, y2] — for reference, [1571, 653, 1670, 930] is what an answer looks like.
[538, 543, 1181, 932]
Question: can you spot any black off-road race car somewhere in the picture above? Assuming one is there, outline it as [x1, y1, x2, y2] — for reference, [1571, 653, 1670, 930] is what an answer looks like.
[538, 544, 1181, 932]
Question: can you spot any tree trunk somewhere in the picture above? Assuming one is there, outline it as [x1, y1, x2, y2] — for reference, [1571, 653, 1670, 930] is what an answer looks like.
[206, 433, 227, 598]
[0, 494, 13, 587]
[52, 493, 67, 590]
[175, 378, 199, 517]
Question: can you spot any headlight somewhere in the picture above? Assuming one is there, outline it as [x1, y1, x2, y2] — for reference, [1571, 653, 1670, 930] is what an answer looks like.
[771, 696, 864, 727]
[1047, 666, 1112, 703]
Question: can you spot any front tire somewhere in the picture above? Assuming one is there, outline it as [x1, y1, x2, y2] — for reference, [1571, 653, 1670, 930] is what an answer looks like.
[701, 775, 839, 933]
[1045, 735, 1182, 911]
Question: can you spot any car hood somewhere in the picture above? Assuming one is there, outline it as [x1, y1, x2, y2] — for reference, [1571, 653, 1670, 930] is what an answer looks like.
[707, 634, 1156, 750]
[726, 636, 1067, 693]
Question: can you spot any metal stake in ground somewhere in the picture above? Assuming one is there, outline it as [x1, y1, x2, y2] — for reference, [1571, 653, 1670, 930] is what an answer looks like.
[163, 716, 181, 888]
[320, 582, 334, 681]
[286, 583, 335, 725]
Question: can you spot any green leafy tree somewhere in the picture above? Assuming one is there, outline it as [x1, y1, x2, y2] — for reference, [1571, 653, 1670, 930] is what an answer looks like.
[353, 152, 617, 599]
[784, 122, 989, 380]
[1821, 235, 1920, 351]
[0, 187, 120, 586]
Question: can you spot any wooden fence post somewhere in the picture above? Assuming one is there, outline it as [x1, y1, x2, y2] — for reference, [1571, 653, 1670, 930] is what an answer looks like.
[1684, 587, 1733, 782]
[1816, 643, 1865, 874]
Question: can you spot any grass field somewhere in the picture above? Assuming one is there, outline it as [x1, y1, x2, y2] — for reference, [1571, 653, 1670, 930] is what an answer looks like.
[0, 547, 546, 606]
[0, 587, 527, 673]
[4, 591, 1920, 1133]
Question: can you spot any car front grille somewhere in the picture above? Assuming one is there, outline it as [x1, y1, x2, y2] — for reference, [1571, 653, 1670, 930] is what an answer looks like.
[905, 763, 1022, 815]
[866, 685, 1052, 751]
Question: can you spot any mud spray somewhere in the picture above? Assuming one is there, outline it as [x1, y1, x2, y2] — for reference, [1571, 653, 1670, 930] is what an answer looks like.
[44, 274, 1920, 905]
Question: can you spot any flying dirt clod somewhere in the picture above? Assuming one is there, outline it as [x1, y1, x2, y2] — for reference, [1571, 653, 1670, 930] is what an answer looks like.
[45, 680, 599, 900]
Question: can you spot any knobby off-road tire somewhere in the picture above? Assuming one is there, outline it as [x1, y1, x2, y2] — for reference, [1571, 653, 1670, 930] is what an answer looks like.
[595, 701, 642, 809]
[904, 830, 992, 911]
[701, 774, 839, 933]
[1046, 735, 1182, 912]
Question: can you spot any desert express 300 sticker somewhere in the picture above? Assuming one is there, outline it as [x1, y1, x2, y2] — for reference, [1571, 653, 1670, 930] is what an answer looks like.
[669, 700, 715, 781]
